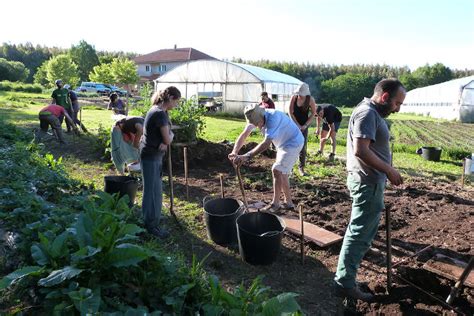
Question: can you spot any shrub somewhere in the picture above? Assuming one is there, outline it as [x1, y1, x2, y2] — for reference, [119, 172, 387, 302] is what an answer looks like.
[0, 80, 43, 93]
[170, 96, 207, 143]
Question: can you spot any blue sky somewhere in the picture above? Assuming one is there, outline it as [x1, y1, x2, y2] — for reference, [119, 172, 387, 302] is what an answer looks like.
[1, 0, 473, 70]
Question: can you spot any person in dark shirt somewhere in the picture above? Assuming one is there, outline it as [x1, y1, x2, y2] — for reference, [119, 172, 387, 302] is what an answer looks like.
[259, 91, 275, 109]
[139, 86, 181, 239]
[108, 93, 127, 115]
[111, 117, 144, 174]
[315, 104, 343, 160]
[289, 83, 317, 176]
[51, 79, 73, 132]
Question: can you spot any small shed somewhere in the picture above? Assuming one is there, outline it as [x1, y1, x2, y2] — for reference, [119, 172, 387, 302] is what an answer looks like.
[154, 60, 302, 113]
[400, 76, 474, 123]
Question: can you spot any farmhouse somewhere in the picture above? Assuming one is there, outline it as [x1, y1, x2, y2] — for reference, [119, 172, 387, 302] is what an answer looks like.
[133, 46, 216, 84]
[400, 75, 474, 123]
[154, 59, 302, 113]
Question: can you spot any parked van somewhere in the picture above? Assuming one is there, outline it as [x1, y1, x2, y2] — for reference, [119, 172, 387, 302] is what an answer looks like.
[77, 82, 112, 95]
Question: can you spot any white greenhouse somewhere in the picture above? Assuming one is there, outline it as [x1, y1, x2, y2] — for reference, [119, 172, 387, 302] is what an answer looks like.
[400, 76, 474, 123]
[154, 60, 303, 113]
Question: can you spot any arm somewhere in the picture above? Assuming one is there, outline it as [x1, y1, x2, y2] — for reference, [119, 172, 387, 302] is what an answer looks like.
[233, 137, 273, 166]
[230, 124, 254, 155]
[63, 111, 78, 131]
[303, 97, 317, 130]
[354, 138, 403, 185]
[111, 127, 125, 174]
[288, 96, 301, 128]
[160, 125, 173, 146]
[133, 123, 143, 149]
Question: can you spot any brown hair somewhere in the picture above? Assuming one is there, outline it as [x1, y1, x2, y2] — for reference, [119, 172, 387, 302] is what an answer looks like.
[261, 91, 268, 97]
[151, 86, 181, 105]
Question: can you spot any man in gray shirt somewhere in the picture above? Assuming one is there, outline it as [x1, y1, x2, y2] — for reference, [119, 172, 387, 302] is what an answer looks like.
[334, 79, 405, 301]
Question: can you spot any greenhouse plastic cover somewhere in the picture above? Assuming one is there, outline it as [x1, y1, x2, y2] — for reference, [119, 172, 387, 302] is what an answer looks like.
[155, 60, 302, 112]
[401, 76, 474, 122]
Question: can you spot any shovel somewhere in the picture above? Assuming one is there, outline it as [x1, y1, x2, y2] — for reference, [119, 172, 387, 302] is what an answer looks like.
[235, 165, 248, 209]
[167, 145, 181, 228]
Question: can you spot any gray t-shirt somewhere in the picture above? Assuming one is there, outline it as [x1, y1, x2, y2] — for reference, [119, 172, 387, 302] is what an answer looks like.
[346, 98, 391, 184]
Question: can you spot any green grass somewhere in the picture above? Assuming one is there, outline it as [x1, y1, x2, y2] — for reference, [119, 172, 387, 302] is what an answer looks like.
[0, 91, 472, 185]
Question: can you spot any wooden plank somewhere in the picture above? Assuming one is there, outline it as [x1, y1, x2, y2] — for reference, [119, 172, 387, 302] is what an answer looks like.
[281, 216, 343, 247]
[423, 254, 474, 287]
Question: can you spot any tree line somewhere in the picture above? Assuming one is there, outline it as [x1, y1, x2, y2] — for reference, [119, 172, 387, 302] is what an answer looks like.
[233, 58, 474, 106]
[1, 41, 473, 106]
[0, 41, 138, 88]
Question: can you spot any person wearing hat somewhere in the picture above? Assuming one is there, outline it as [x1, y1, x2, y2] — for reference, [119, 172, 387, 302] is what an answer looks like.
[315, 104, 343, 160]
[51, 79, 73, 132]
[289, 83, 317, 176]
[229, 104, 304, 212]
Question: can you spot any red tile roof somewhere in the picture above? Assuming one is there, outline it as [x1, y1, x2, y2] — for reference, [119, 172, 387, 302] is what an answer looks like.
[134, 47, 216, 64]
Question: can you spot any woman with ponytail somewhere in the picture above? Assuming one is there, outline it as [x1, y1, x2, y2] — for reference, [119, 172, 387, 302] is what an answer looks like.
[139, 86, 181, 239]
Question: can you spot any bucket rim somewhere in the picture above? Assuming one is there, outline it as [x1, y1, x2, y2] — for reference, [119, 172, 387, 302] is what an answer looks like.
[104, 175, 138, 183]
[236, 211, 286, 237]
[203, 196, 244, 217]
[421, 146, 442, 151]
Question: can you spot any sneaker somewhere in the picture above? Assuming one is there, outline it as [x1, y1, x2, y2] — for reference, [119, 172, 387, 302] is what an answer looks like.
[328, 153, 335, 161]
[147, 226, 170, 239]
[334, 283, 374, 302]
[281, 202, 295, 210]
[261, 203, 281, 213]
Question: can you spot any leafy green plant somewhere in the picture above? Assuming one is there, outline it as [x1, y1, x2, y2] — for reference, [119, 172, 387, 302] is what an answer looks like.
[96, 123, 112, 160]
[170, 96, 207, 142]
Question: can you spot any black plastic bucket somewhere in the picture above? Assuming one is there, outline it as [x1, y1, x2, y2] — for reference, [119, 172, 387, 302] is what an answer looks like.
[421, 147, 442, 162]
[236, 212, 285, 265]
[104, 176, 138, 207]
[203, 196, 244, 245]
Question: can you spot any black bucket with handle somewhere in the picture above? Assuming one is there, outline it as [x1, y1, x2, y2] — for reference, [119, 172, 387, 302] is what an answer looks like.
[421, 147, 442, 162]
[203, 196, 244, 246]
[104, 176, 138, 207]
[236, 211, 285, 265]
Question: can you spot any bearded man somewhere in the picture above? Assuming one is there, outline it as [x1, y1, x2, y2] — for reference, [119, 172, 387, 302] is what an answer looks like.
[334, 79, 406, 301]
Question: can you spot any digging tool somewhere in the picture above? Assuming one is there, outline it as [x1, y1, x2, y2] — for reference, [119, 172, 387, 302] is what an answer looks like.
[184, 147, 189, 200]
[167, 145, 180, 227]
[219, 174, 225, 198]
[235, 166, 248, 208]
[386, 141, 395, 293]
[299, 204, 305, 265]
[446, 256, 473, 304]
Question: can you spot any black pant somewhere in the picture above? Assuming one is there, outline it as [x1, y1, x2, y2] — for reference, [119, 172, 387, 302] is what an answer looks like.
[299, 128, 308, 168]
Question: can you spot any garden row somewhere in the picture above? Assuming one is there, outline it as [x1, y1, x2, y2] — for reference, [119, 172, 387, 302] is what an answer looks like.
[0, 120, 301, 315]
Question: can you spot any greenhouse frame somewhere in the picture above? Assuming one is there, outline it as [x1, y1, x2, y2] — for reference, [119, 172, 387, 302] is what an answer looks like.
[400, 76, 474, 123]
[154, 60, 303, 113]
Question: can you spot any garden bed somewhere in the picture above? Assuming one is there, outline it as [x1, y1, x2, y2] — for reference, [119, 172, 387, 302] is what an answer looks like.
[167, 140, 473, 314]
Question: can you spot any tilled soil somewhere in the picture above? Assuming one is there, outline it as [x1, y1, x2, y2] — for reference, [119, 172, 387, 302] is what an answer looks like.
[167, 140, 473, 315]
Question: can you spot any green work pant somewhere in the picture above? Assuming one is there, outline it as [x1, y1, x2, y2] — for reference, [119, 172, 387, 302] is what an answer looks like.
[334, 175, 386, 289]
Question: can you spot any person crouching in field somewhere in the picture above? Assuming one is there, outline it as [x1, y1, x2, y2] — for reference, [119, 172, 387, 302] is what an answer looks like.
[111, 117, 144, 175]
[315, 104, 343, 160]
[334, 79, 405, 301]
[35, 104, 78, 144]
[139, 86, 181, 239]
[229, 104, 304, 212]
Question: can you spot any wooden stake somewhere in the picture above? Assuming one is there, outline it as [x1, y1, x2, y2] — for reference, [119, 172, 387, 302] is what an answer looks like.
[461, 158, 465, 188]
[219, 174, 225, 198]
[167, 145, 180, 227]
[184, 147, 189, 200]
[299, 204, 305, 265]
[235, 166, 248, 208]
[386, 205, 393, 294]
